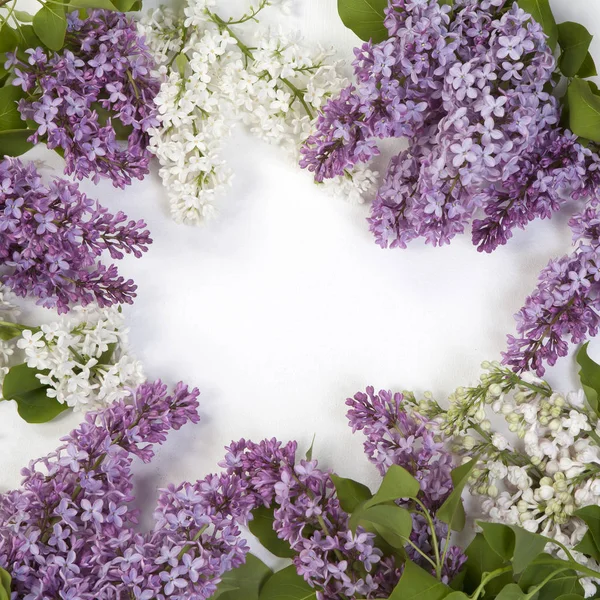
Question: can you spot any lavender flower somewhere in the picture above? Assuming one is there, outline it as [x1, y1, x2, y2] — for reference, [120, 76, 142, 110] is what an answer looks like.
[0, 380, 201, 600]
[0, 158, 151, 312]
[9, 10, 160, 188]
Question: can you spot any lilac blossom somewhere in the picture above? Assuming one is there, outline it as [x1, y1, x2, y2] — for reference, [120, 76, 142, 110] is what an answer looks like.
[301, 0, 595, 253]
[222, 438, 399, 599]
[9, 10, 160, 188]
[0, 158, 151, 312]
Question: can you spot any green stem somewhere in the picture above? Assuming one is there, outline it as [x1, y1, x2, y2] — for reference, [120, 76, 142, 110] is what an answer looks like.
[413, 498, 442, 580]
[470, 566, 512, 600]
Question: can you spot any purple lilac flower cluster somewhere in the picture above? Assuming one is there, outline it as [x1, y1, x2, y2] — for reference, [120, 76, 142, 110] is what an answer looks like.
[0, 381, 253, 600]
[301, 0, 599, 252]
[222, 438, 399, 598]
[347, 387, 466, 583]
[505, 204, 600, 375]
[8, 10, 160, 188]
[0, 158, 151, 313]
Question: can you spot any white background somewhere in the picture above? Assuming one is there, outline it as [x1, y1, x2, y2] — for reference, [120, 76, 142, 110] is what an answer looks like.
[2, 0, 600, 537]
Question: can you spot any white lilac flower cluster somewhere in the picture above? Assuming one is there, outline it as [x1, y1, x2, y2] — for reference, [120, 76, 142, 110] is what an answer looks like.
[1, 303, 144, 411]
[414, 361, 600, 597]
[139, 0, 378, 224]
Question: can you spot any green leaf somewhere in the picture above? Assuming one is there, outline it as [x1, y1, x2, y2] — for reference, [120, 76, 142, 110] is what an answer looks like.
[349, 504, 413, 548]
[436, 458, 477, 532]
[519, 561, 584, 600]
[0, 567, 11, 596]
[0, 322, 23, 341]
[462, 533, 512, 598]
[444, 594, 469, 600]
[331, 474, 372, 513]
[568, 78, 600, 143]
[479, 522, 515, 561]
[495, 584, 526, 600]
[3, 363, 46, 399]
[0, 129, 35, 158]
[32, 2, 67, 51]
[259, 565, 317, 600]
[0, 86, 26, 132]
[249, 506, 295, 559]
[14, 10, 34, 22]
[111, 0, 138, 10]
[175, 52, 189, 78]
[213, 554, 273, 600]
[15, 388, 69, 423]
[577, 52, 597, 78]
[555, 596, 586, 600]
[574, 505, 600, 551]
[509, 526, 549, 574]
[337, 0, 389, 44]
[0, 587, 7, 600]
[98, 342, 117, 365]
[364, 464, 420, 509]
[574, 530, 600, 562]
[576, 343, 600, 415]
[0, 25, 18, 52]
[518, 0, 558, 49]
[558, 22, 593, 77]
[94, 105, 133, 141]
[388, 560, 452, 600]
[68, 0, 119, 9]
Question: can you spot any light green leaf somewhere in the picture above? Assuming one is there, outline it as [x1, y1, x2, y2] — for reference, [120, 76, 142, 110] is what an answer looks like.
[388, 560, 452, 600]
[14, 10, 34, 22]
[349, 504, 413, 548]
[259, 565, 317, 600]
[68, 0, 119, 10]
[518, 0, 558, 49]
[249, 506, 295, 559]
[558, 22, 593, 77]
[495, 583, 526, 599]
[304, 434, 315, 461]
[576, 343, 600, 415]
[437, 458, 477, 532]
[3, 363, 46, 399]
[0, 86, 27, 132]
[331, 474, 372, 513]
[337, 0, 389, 44]
[213, 554, 273, 600]
[568, 78, 600, 143]
[0, 322, 23, 341]
[0, 567, 10, 596]
[364, 464, 420, 509]
[32, 2, 67, 51]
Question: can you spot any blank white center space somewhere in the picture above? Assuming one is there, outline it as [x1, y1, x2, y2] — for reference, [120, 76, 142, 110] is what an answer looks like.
[1, 0, 599, 511]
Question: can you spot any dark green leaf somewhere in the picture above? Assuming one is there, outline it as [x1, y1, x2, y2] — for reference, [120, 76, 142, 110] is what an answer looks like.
[555, 596, 586, 600]
[568, 78, 600, 143]
[364, 464, 420, 509]
[519, 562, 584, 600]
[509, 526, 548, 574]
[98, 342, 117, 365]
[249, 506, 295, 559]
[444, 594, 469, 600]
[558, 22, 593, 77]
[14, 388, 69, 423]
[436, 458, 477, 532]
[578, 52, 597, 78]
[574, 530, 600, 562]
[0, 129, 35, 158]
[94, 105, 132, 141]
[331, 474, 372, 513]
[518, 0, 558, 49]
[3, 363, 47, 399]
[478, 521, 515, 561]
[577, 343, 600, 415]
[575, 505, 600, 551]
[213, 554, 272, 600]
[349, 504, 412, 548]
[305, 434, 315, 461]
[337, 0, 388, 44]
[462, 533, 512, 598]
[33, 3, 67, 51]
[68, 0, 119, 9]
[0, 86, 26, 132]
[495, 584, 526, 600]
[388, 560, 451, 600]
[0, 25, 18, 52]
[259, 565, 317, 600]
[17, 25, 42, 49]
